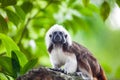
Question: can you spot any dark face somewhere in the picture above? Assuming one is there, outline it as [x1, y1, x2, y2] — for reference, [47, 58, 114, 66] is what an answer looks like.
[49, 31, 67, 45]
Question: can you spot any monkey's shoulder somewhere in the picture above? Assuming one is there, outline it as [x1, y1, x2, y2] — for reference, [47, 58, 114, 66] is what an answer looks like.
[70, 41, 92, 54]
[70, 41, 97, 62]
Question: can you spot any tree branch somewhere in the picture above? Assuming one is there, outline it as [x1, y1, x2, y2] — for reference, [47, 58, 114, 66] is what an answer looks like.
[17, 67, 85, 80]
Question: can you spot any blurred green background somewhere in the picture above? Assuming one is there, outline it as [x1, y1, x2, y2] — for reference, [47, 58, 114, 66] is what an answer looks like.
[0, 0, 120, 79]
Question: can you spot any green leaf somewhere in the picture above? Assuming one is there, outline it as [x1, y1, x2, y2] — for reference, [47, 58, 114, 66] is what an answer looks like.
[0, 33, 19, 56]
[11, 51, 21, 78]
[79, 7, 93, 16]
[88, 4, 99, 13]
[12, 50, 28, 67]
[0, 15, 8, 34]
[116, 0, 120, 7]
[6, 9, 20, 26]
[14, 6, 26, 21]
[21, 58, 38, 74]
[68, 0, 75, 7]
[82, 0, 90, 7]
[0, 56, 13, 76]
[0, 0, 17, 7]
[21, 1, 33, 13]
[100, 1, 110, 21]
[0, 39, 6, 54]
[0, 73, 8, 80]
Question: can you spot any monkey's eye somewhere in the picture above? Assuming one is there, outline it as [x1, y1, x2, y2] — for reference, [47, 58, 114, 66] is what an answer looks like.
[59, 32, 62, 35]
[49, 34, 52, 38]
[54, 31, 57, 34]
[65, 35, 67, 38]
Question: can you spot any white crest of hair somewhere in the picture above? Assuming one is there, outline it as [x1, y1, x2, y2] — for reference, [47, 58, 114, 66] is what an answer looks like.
[45, 24, 72, 49]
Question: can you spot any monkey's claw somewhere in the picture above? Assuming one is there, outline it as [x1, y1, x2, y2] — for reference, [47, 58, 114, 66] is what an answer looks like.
[49, 68, 66, 73]
[75, 72, 83, 76]
[75, 72, 90, 79]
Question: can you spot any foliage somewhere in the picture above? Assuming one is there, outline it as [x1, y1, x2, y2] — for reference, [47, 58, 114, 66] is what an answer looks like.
[0, 0, 120, 79]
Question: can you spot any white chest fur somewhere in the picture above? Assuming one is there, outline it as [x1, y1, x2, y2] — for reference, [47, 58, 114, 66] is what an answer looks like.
[49, 47, 77, 73]
[50, 48, 67, 66]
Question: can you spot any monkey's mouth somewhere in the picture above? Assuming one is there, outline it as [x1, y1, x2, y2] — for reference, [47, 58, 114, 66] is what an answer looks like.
[53, 34, 61, 42]
[52, 34, 66, 45]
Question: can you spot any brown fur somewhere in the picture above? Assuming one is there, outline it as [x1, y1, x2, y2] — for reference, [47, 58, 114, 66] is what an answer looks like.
[64, 41, 107, 80]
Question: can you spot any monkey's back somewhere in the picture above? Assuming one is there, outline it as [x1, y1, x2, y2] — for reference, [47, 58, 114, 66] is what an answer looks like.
[70, 41, 107, 80]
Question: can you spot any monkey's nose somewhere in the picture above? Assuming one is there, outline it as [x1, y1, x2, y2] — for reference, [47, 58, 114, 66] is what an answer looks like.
[53, 34, 62, 42]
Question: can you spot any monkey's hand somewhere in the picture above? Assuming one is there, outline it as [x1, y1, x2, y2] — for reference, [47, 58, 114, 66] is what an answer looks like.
[49, 68, 67, 74]
[49, 68, 90, 79]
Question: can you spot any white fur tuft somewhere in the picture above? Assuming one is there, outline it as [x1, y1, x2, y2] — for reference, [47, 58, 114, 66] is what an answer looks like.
[45, 24, 72, 49]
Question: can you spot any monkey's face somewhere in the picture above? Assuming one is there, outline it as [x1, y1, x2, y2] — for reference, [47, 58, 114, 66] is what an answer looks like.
[50, 31, 67, 45]
[45, 24, 72, 49]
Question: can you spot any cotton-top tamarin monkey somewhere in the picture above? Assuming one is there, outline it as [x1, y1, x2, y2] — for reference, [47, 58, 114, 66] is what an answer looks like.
[45, 24, 107, 80]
